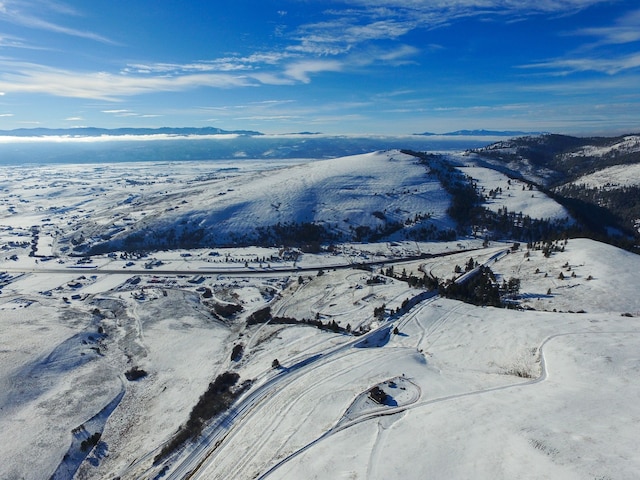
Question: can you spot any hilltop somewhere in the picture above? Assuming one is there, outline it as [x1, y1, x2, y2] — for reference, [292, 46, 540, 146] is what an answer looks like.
[468, 133, 640, 248]
[54, 149, 578, 255]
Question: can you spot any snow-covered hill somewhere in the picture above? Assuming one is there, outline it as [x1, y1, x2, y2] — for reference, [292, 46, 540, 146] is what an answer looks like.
[67, 151, 455, 252]
[560, 134, 640, 161]
[458, 164, 572, 222]
[468, 134, 640, 245]
[470, 133, 640, 186]
[570, 162, 640, 190]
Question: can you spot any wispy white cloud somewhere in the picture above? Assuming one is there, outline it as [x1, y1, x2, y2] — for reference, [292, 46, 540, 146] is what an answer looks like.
[283, 59, 344, 83]
[0, 33, 28, 48]
[280, 43, 418, 84]
[288, 15, 415, 56]
[432, 103, 531, 112]
[195, 98, 374, 128]
[516, 73, 640, 94]
[249, 72, 296, 86]
[339, 0, 608, 15]
[570, 8, 640, 46]
[376, 44, 420, 63]
[0, 0, 115, 44]
[101, 109, 161, 119]
[511, 5, 640, 91]
[251, 99, 286, 105]
[234, 115, 300, 121]
[123, 52, 294, 76]
[0, 55, 358, 100]
[315, 17, 412, 44]
[0, 61, 256, 100]
[374, 89, 416, 98]
[288, 0, 613, 56]
[521, 52, 640, 75]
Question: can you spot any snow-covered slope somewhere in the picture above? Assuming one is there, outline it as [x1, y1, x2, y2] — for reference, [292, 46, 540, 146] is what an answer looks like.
[560, 134, 640, 160]
[73, 150, 453, 251]
[569, 163, 640, 190]
[268, 305, 639, 480]
[469, 133, 640, 187]
[465, 134, 640, 243]
[459, 165, 571, 221]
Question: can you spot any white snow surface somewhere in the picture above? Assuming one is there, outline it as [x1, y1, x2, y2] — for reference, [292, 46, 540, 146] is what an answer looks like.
[569, 163, 640, 190]
[459, 165, 572, 221]
[40, 150, 452, 251]
[194, 150, 451, 239]
[563, 134, 640, 159]
[0, 154, 639, 480]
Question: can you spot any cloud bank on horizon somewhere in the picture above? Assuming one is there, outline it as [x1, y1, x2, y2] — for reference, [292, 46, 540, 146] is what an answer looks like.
[0, 0, 638, 135]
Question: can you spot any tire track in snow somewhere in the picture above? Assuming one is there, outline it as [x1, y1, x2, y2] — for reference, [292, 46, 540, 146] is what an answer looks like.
[366, 414, 403, 480]
[257, 329, 640, 479]
[195, 348, 410, 480]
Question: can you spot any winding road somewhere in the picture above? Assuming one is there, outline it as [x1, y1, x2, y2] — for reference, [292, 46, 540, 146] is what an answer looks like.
[149, 253, 509, 478]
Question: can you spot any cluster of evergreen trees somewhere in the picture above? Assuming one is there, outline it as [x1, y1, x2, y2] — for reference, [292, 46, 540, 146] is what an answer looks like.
[382, 258, 520, 308]
[403, 150, 485, 233]
[155, 372, 251, 463]
[80, 432, 101, 452]
[555, 183, 640, 239]
[246, 306, 352, 334]
[477, 206, 571, 243]
[402, 150, 580, 244]
[255, 222, 335, 251]
[439, 266, 502, 307]
[382, 265, 440, 290]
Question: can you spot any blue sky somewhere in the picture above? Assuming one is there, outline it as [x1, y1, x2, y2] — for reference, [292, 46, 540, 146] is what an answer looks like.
[0, 0, 638, 135]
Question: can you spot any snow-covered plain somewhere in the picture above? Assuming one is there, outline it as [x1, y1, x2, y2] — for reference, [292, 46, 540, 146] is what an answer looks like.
[0, 152, 639, 480]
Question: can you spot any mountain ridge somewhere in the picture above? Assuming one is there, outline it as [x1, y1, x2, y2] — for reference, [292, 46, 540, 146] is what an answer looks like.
[468, 133, 640, 248]
[0, 126, 263, 137]
[415, 129, 545, 137]
[1, 126, 546, 138]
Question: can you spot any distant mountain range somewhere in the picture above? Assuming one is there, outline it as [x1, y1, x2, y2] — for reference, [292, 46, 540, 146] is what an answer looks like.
[0, 127, 263, 137]
[416, 129, 546, 136]
[0, 127, 543, 138]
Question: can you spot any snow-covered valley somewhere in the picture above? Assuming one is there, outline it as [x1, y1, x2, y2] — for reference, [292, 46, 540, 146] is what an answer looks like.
[0, 150, 639, 479]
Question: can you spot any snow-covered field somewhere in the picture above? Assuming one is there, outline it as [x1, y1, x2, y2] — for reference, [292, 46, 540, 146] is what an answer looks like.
[1, 152, 639, 479]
